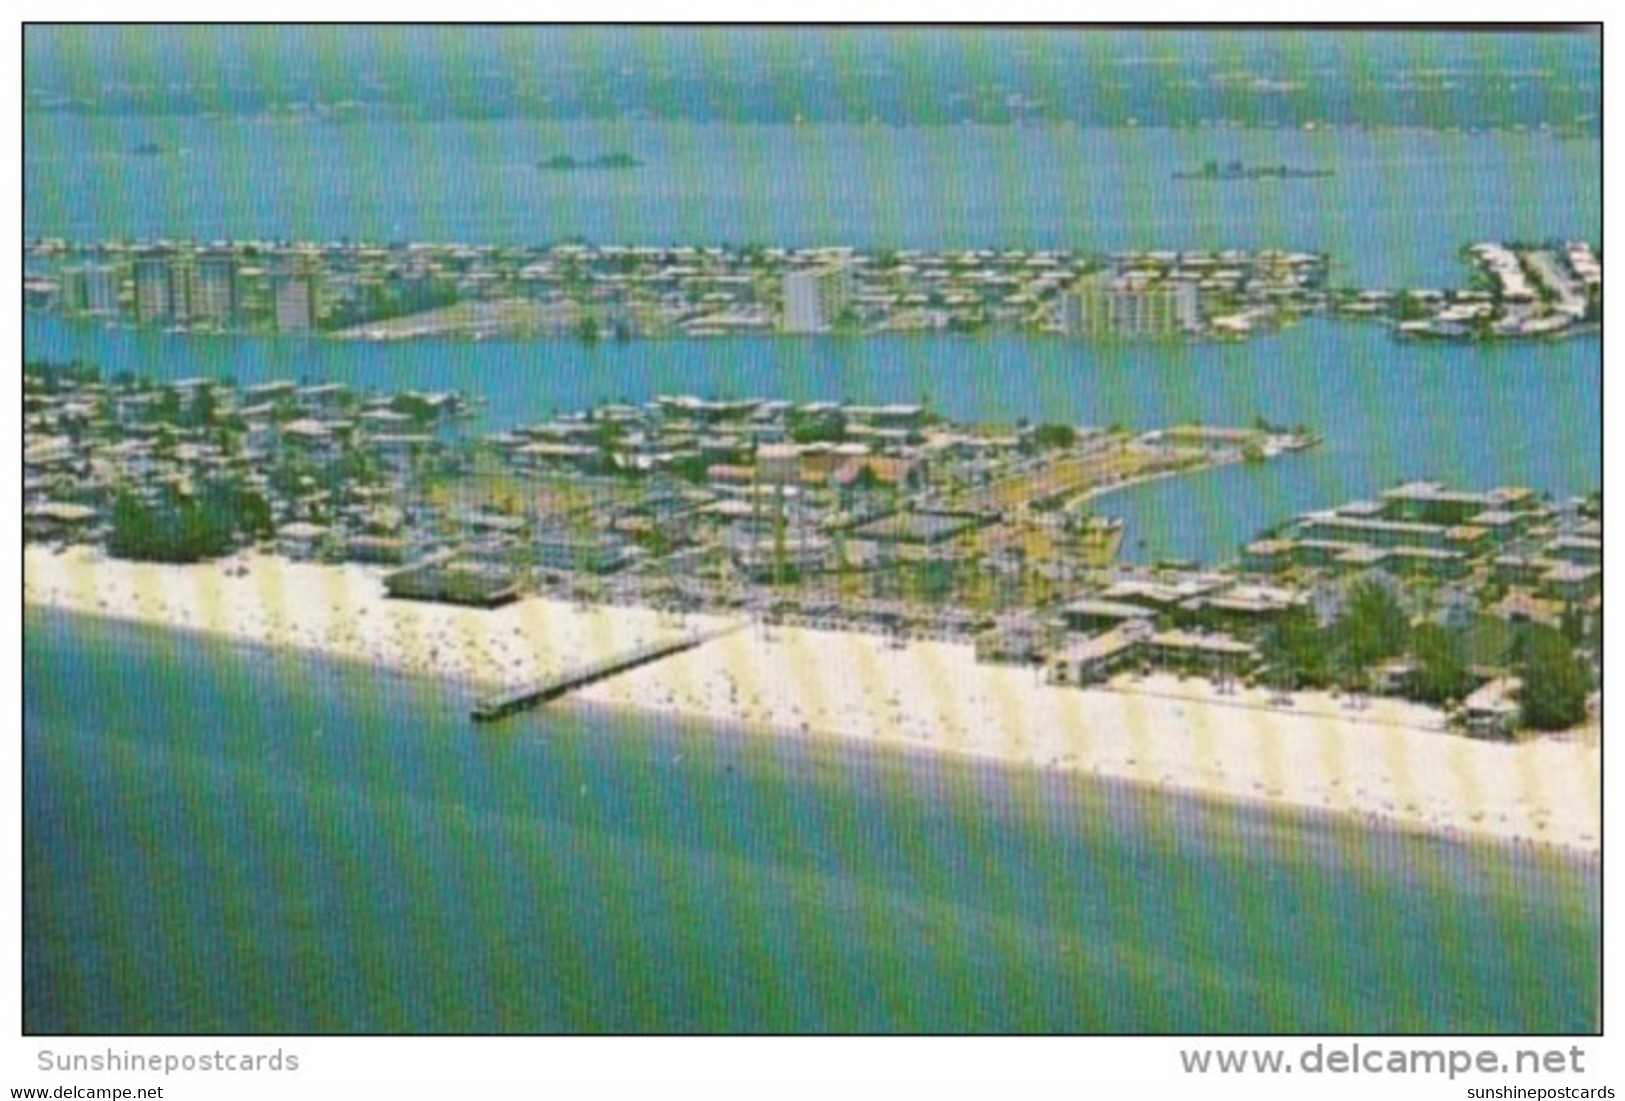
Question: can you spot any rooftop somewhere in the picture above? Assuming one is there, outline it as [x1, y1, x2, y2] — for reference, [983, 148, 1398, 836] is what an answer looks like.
[1062, 599, 1155, 621]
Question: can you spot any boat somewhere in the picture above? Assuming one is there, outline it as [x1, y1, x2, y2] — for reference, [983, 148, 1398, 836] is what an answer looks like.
[1174, 159, 1333, 181]
[537, 152, 644, 171]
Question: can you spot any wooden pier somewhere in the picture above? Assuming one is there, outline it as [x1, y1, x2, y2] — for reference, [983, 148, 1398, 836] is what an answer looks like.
[471, 628, 724, 724]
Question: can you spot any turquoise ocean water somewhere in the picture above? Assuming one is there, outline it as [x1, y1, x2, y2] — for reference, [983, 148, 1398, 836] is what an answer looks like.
[23, 115, 1600, 1033]
[24, 610, 1600, 1033]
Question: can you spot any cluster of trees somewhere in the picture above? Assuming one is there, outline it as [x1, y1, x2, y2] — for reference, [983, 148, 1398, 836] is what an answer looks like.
[786, 409, 848, 445]
[1248, 414, 1313, 437]
[1258, 580, 1593, 732]
[1258, 584, 1395, 692]
[151, 383, 251, 431]
[108, 483, 274, 563]
[319, 278, 460, 332]
[1028, 423, 1077, 451]
[25, 359, 102, 391]
[1516, 623, 1595, 731]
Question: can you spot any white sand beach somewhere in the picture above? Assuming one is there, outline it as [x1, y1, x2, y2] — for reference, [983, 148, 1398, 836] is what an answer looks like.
[23, 545, 723, 688]
[25, 545, 1601, 855]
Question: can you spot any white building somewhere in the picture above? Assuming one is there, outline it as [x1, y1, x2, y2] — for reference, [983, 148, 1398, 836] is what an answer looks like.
[782, 265, 850, 333]
[191, 256, 238, 326]
[61, 264, 121, 316]
[1063, 277, 1198, 338]
[273, 272, 320, 332]
[133, 256, 179, 322]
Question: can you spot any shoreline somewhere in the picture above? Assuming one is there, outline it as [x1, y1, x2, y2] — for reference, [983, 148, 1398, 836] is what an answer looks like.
[24, 545, 1600, 857]
[26, 308, 1601, 350]
[1075, 456, 1242, 511]
[555, 694, 1597, 872]
[29, 593, 1594, 872]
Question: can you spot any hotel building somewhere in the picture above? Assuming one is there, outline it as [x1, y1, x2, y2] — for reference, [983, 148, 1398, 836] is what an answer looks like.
[781, 265, 850, 333]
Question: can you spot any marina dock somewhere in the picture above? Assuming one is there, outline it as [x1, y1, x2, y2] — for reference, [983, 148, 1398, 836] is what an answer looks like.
[471, 626, 732, 723]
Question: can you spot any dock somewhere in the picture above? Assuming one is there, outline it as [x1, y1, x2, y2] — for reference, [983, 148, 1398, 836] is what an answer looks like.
[471, 626, 730, 723]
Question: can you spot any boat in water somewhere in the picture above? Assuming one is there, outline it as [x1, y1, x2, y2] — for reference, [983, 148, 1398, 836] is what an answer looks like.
[1174, 159, 1333, 181]
[537, 152, 644, 171]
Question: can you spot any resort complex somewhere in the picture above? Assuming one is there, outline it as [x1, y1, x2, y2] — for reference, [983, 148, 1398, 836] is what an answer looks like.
[25, 360, 1597, 752]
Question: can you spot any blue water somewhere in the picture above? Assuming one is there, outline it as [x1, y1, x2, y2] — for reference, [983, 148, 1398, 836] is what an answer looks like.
[25, 314, 1601, 566]
[23, 609, 1599, 1033]
[25, 118, 1598, 289]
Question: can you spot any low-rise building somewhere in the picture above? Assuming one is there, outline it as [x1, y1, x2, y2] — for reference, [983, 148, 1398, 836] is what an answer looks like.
[1541, 562, 1601, 601]
[1145, 630, 1257, 676]
[1462, 676, 1521, 740]
[383, 562, 520, 607]
[1060, 598, 1156, 634]
[277, 521, 331, 560]
[344, 535, 410, 565]
[1049, 626, 1145, 685]
[25, 501, 98, 542]
[1546, 536, 1602, 567]
[1241, 538, 1295, 573]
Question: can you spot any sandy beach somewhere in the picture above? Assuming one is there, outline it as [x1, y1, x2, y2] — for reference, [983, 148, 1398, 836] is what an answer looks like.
[23, 544, 725, 689]
[25, 545, 1600, 855]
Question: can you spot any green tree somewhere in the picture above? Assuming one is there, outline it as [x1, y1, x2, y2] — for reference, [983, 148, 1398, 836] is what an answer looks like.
[849, 464, 881, 493]
[1560, 602, 1585, 647]
[1410, 623, 1472, 704]
[1260, 606, 1333, 689]
[390, 392, 440, 425]
[153, 425, 179, 460]
[154, 386, 183, 424]
[236, 489, 275, 541]
[1393, 292, 1434, 321]
[189, 384, 218, 427]
[1031, 423, 1077, 450]
[108, 490, 156, 559]
[1517, 623, 1591, 731]
[107, 486, 237, 563]
[787, 410, 847, 444]
[1335, 580, 1410, 675]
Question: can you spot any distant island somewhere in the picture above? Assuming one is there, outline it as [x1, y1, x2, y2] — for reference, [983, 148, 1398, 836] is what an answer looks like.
[1175, 160, 1333, 181]
[129, 142, 166, 156]
[27, 236, 1601, 344]
[537, 152, 643, 171]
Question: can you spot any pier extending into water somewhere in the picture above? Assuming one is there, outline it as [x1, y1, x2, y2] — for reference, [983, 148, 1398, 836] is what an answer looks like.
[472, 625, 736, 723]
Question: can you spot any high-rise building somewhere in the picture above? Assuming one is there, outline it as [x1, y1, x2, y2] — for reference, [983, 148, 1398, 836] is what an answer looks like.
[191, 255, 238, 326]
[168, 262, 196, 323]
[132, 256, 175, 323]
[129, 254, 199, 323]
[781, 265, 850, 333]
[1064, 277, 1199, 339]
[60, 264, 121, 316]
[272, 271, 321, 332]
